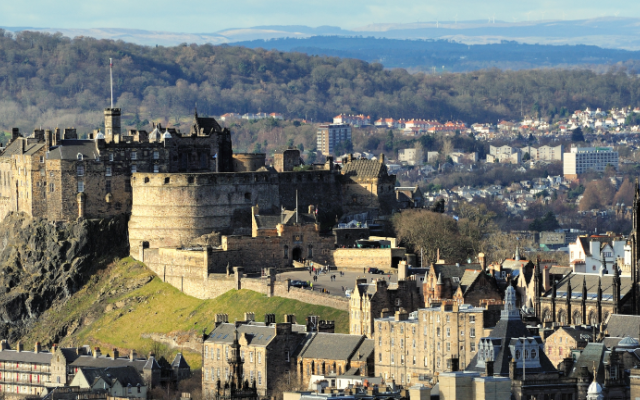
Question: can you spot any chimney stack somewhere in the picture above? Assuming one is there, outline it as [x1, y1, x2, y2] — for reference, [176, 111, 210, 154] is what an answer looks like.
[379, 153, 385, 164]
[11, 128, 19, 142]
[112, 348, 119, 360]
[93, 347, 101, 358]
[0, 340, 8, 351]
[130, 350, 137, 361]
[244, 312, 255, 322]
[16, 342, 22, 352]
[45, 129, 52, 148]
[34, 342, 41, 354]
[284, 314, 296, 324]
[265, 313, 276, 325]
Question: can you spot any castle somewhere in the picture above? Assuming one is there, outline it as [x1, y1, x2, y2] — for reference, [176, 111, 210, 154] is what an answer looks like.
[0, 107, 400, 284]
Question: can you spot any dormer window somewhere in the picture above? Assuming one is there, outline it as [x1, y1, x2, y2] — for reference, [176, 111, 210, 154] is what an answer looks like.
[77, 153, 83, 161]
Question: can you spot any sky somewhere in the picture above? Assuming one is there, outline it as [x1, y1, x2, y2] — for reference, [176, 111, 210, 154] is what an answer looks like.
[2, 0, 640, 32]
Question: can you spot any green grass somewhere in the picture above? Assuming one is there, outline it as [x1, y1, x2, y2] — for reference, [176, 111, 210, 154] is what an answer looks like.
[24, 257, 347, 370]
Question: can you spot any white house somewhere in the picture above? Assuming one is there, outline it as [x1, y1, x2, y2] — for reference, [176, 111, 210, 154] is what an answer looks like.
[569, 234, 626, 274]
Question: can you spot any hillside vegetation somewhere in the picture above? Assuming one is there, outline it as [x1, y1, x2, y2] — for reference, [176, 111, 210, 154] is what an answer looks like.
[21, 257, 348, 369]
[1, 30, 640, 136]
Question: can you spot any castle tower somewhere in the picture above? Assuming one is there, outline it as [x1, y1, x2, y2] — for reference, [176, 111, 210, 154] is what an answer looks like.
[104, 108, 121, 143]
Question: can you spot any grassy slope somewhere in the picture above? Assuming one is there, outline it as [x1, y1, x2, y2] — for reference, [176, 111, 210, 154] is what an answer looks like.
[24, 257, 348, 369]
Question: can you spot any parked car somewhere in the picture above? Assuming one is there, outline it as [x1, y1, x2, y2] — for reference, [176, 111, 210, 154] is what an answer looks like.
[290, 280, 309, 288]
[368, 268, 384, 274]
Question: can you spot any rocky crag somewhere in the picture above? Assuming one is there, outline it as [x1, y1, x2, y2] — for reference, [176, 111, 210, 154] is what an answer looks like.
[0, 212, 129, 342]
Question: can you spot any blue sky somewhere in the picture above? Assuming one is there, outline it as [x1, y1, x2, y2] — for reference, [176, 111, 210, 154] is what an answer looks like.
[2, 0, 640, 32]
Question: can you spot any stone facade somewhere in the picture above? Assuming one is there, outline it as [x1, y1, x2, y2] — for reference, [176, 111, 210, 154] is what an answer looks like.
[339, 155, 397, 216]
[374, 304, 501, 385]
[333, 247, 406, 271]
[349, 262, 423, 338]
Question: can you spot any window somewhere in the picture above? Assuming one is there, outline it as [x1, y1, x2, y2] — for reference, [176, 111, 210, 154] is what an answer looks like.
[77, 181, 84, 193]
[125, 179, 131, 192]
[471, 342, 476, 352]
[105, 166, 112, 176]
[424, 357, 428, 367]
[379, 337, 382, 346]
[153, 151, 159, 160]
[131, 152, 137, 160]
[39, 169, 44, 177]
[391, 354, 394, 364]
[391, 338, 395, 346]
[154, 165, 159, 173]
[437, 343, 440, 351]
[412, 339, 416, 348]
[258, 372, 262, 385]
[164, 177, 170, 184]
[258, 353, 262, 364]
[469, 315, 475, 323]
[446, 328, 450, 337]
[131, 165, 137, 174]
[446, 343, 450, 352]
[470, 328, 476, 337]
[217, 349, 220, 360]
[77, 153, 83, 161]
[105, 180, 111, 193]
[460, 330, 464, 337]
[49, 183, 54, 192]
[77, 165, 84, 176]
[412, 356, 416, 365]
[250, 370, 254, 382]
[437, 328, 440, 337]
[109, 153, 114, 162]
[446, 315, 450, 323]
[436, 315, 440, 323]
[379, 353, 382, 362]
[249, 352, 254, 362]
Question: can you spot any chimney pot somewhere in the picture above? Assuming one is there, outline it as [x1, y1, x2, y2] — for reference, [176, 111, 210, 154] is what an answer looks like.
[16, 342, 22, 352]
[34, 342, 41, 354]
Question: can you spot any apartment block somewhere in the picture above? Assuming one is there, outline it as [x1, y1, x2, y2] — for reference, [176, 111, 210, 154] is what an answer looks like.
[317, 124, 352, 156]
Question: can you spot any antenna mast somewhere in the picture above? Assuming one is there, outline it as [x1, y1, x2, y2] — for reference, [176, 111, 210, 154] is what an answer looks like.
[109, 58, 114, 108]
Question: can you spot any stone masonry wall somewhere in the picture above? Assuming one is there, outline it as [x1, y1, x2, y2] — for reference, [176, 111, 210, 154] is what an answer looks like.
[333, 248, 406, 271]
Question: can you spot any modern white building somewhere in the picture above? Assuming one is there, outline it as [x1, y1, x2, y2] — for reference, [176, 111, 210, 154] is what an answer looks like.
[563, 147, 619, 180]
[316, 123, 352, 156]
[568, 234, 626, 274]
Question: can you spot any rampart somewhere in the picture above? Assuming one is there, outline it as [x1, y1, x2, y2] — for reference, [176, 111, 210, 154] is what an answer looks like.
[140, 246, 348, 310]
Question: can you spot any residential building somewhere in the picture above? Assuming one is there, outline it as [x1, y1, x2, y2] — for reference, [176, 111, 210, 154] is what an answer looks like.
[0, 341, 51, 397]
[544, 326, 593, 367]
[563, 147, 619, 180]
[568, 233, 626, 274]
[397, 148, 422, 166]
[333, 114, 371, 126]
[316, 124, 352, 156]
[220, 113, 241, 122]
[374, 303, 501, 384]
[69, 366, 147, 398]
[395, 187, 423, 209]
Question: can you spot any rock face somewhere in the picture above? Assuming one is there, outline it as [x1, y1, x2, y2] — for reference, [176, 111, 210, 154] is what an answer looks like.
[0, 212, 128, 341]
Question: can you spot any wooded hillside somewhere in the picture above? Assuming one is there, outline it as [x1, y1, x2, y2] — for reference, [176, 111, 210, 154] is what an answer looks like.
[1, 29, 640, 133]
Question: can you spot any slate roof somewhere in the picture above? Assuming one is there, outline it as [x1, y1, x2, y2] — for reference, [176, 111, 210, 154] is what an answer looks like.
[192, 115, 222, 135]
[206, 323, 276, 347]
[0, 138, 45, 158]
[46, 140, 100, 160]
[569, 343, 606, 383]
[69, 355, 148, 374]
[350, 339, 374, 362]
[605, 314, 640, 339]
[0, 349, 52, 364]
[556, 326, 593, 342]
[341, 159, 388, 178]
[79, 366, 145, 388]
[171, 353, 190, 369]
[143, 357, 160, 370]
[542, 273, 632, 301]
[549, 266, 572, 276]
[297, 333, 365, 361]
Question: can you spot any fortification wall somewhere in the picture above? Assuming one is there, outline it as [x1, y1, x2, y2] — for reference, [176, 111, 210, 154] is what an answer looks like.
[333, 247, 406, 271]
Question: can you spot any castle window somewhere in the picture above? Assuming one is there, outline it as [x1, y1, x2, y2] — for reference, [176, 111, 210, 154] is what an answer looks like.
[105, 181, 111, 193]
[165, 177, 170, 184]
[308, 245, 313, 258]
[244, 192, 251, 202]
[153, 151, 159, 160]
[39, 157, 44, 163]
[105, 166, 112, 177]
[109, 153, 114, 162]
[188, 177, 195, 184]
[284, 245, 289, 259]
[144, 177, 150, 183]
[125, 179, 131, 193]
[49, 183, 54, 192]
[153, 165, 159, 173]
[77, 181, 84, 193]
[77, 165, 84, 176]
[470, 328, 476, 337]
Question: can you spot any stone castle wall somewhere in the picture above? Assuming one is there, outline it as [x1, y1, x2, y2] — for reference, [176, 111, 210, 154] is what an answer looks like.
[333, 247, 406, 271]
[142, 246, 348, 310]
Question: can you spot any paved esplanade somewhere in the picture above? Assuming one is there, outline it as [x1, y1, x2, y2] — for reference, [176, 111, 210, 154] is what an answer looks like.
[276, 269, 399, 297]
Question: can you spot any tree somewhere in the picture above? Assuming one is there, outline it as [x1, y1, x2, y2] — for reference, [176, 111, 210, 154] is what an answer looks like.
[613, 178, 635, 206]
[522, 152, 531, 161]
[571, 127, 585, 142]
[384, 130, 394, 151]
[529, 211, 560, 232]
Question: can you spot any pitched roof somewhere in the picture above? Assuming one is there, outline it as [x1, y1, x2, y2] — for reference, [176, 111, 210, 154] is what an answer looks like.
[569, 343, 606, 382]
[297, 333, 365, 361]
[206, 323, 277, 347]
[191, 115, 222, 135]
[542, 273, 632, 301]
[69, 355, 148, 374]
[79, 366, 145, 388]
[0, 137, 45, 158]
[171, 353, 190, 369]
[0, 349, 52, 364]
[605, 314, 640, 339]
[341, 159, 388, 178]
[46, 140, 100, 160]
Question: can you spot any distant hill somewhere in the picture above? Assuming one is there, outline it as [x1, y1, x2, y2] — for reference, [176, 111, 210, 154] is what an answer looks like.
[234, 36, 640, 72]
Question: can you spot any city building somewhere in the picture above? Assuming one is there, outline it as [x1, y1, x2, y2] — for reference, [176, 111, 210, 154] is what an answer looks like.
[563, 147, 619, 180]
[568, 233, 626, 274]
[374, 302, 501, 384]
[544, 326, 593, 367]
[333, 114, 371, 126]
[316, 124, 352, 156]
[397, 149, 423, 166]
[68, 366, 147, 398]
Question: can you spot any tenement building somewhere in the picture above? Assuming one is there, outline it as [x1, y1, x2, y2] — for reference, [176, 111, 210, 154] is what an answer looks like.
[349, 262, 422, 338]
[374, 302, 501, 385]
